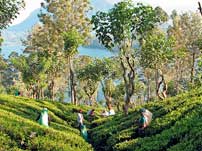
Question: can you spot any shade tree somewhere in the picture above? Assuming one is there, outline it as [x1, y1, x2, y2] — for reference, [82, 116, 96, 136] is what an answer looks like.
[140, 28, 175, 99]
[92, 0, 168, 114]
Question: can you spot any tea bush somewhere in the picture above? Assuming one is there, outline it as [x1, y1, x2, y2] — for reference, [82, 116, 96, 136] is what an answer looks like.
[90, 89, 202, 151]
[1, 89, 202, 151]
[0, 95, 94, 151]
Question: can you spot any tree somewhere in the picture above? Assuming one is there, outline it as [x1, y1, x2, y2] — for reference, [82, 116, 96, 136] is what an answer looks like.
[1, 52, 23, 94]
[77, 58, 119, 107]
[99, 58, 120, 109]
[167, 11, 190, 93]
[101, 79, 116, 109]
[0, 0, 25, 30]
[198, 2, 202, 16]
[24, 23, 67, 100]
[92, 0, 168, 114]
[140, 28, 174, 99]
[63, 30, 85, 105]
[40, 0, 91, 104]
[23, 0, 91, 102]
[0, 39, 7, 80]
[77, 61, 100, 106]
[74, 55, 93, 104]
[112, 82, 125, 111]
[11, 53, 48, 99]
[0, 52, 7, 94]
[168, 12, 202, 86]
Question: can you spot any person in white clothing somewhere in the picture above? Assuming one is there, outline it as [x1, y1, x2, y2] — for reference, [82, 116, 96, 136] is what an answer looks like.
[87, 109, 95, 116]
[37, 108, 50, 127]
[77, 109, 84, 129]
[108, 106, 115, 116]
[101, 109, 109, 117]
[136, 108, 152, 136]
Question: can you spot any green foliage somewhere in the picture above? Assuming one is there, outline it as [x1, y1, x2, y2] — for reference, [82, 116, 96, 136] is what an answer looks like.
[92, 1, 168, 107]
[20, 0, 92, 102]
[168, 12, 202, 85]
[11, 53, 47, 85]
[78, 58, 119, 81]
[63, 30, 84, 56]
[90, 89, 202, 151]
[0, 95, 96, 150]
[77, 57, 120, 104]
[92, 0, 168, 50]
[167, 80, 179, 96]
[0, 37, 3, 46]
[0, 0, 25, 30]
[112, 82, 125, 100]
[140, 28, 175, 69]
[0, 84, 6, 94]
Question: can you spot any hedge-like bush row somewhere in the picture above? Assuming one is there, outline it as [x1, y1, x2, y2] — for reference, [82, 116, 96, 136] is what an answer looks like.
[0, 95, 95, 151]
[90, 89, 202, 151]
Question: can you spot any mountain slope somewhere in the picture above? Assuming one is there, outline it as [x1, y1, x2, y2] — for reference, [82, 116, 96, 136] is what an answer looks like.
[1, 89, 202, 150]
[0, 95, 97, 151]
[7, 8, 40, 32]
[89, 89, 202, 151]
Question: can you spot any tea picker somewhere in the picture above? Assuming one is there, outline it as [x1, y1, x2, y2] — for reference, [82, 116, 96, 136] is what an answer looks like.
[37, 108, 49, 127]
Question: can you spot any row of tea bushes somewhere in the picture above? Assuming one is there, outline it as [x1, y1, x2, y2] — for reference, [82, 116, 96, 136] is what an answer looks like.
[0, 95, 95, 151]
[90, 89, 202, 151]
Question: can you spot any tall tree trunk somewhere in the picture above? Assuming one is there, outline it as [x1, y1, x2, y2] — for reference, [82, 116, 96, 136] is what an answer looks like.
[116, 102, 120, 112]
[157, 74, 167, 100]
[69, 57, 77, 105]
[198, 2, 202, 16]
[40, 87, 44, 100]
[175, 60, 180, 94]
[50, 79, 55, 100]
[190, 52, 195, 84]
[147, 77, 151, 101]
[120, 55, 135, 115]
[155, 68, 159, 97]
[90, 95, 96, 106]
[101, 81, 112, 110]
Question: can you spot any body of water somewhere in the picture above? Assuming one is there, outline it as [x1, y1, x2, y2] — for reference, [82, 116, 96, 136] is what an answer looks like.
[1, 45, 25, 58]
[1, 45, 115, 58]
[78, 47, 115, 58]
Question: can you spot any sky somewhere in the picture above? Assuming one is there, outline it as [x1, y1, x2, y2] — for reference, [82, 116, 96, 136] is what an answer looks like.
[11, 0, 43, 25]
[106, 0, 200, 14]
[12, 0, 201, 25]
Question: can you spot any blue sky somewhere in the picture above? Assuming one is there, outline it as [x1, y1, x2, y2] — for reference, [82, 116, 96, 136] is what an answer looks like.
[12, 0, 201, 25]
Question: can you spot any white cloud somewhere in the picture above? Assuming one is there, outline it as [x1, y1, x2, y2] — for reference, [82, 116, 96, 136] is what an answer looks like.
[11, 0, 202, 26]
[106, 0, 122, 4]
[106, 0, 200, 14]
[11, 0, 43, 25]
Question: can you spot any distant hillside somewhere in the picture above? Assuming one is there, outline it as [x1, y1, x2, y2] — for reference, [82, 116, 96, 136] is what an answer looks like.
[7, 9, 40, 32]
[1, 0, 113, 57]
[1, 9, 40, 57]
[89, 0, 113, 16]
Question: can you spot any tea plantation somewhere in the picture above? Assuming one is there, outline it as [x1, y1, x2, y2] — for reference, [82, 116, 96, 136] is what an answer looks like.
[89, 89, 202, 151]
[0, 95, 95, 151]
[1, 89, 202, 151]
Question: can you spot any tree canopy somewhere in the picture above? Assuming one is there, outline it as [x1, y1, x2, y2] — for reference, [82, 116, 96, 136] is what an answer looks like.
[0, 0, 25, 30]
